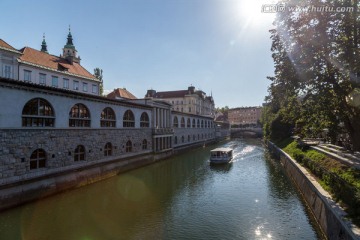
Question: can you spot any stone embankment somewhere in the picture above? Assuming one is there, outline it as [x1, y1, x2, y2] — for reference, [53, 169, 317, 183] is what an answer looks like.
[267, 141, 360, 240]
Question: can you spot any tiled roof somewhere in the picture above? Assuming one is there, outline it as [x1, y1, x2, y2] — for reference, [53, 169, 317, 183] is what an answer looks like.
[18, 47, 96, 80]
[107, 88, 137, 100]
[0, 39, 21, 53]
[154, 90, 189, 98]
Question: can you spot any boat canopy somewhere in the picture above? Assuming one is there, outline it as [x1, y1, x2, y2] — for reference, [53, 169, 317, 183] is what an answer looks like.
[210, 148, 232, 153]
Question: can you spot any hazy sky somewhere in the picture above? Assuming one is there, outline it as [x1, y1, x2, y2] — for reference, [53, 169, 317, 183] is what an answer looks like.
[1, 0, 275, 108]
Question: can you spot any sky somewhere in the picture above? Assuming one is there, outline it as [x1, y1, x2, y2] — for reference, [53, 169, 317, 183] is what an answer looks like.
[1, 0, 276, 108]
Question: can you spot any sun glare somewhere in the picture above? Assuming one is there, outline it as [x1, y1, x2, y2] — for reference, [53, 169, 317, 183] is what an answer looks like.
[238, 0, 275, 26]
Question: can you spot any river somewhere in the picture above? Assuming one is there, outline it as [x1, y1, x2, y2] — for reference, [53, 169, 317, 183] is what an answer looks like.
[0, 139, 324, 239]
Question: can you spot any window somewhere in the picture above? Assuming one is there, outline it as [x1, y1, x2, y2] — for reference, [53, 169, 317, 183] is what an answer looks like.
[39, 73, 46, 85]
[180, 117, 185, 128]
[174, 136, 178, 144]
[140, 112, 150, 127]
[188, 135, 191, 142]
[24, 70, 31, 82]
[173, 116, 179, 128]
[83, 82, 88, 92]
[192, 119, 196, 128]
[142, 139, 147, 150]
[188, 107, 191, 113]
[123, 110, 135, 127]
[201, 120, 204, 128]
[187, 118, 191, 128]
[104, 142, 112, 156]
[92, 84, 98, 94]
[4, 65, 12, 78]
[63, 78, 69, 89]
[126, 140, 132, 152]
[30, 149, 46, 170]
[69, 103, 91, 127]
[52, 76, 58, 87]
[101, 107, 116, 127]
[181, 136, 184, 143]
[73, 81, 79, 90]
[22, 98, 55, 127]
[197, 119, 200, 128]
[74, 145, 85, 161]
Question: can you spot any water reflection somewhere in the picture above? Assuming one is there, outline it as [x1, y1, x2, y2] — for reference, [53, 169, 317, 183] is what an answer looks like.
[0, 139, 323, 240]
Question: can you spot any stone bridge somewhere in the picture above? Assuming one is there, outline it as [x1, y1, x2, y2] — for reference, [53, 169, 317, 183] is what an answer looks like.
[230, 127, 263, 138]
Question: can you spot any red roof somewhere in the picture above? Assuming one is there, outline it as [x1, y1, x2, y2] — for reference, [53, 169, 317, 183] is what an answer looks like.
[107, 88, 137, 100]
[154, 90, 189, 98]
[19, 47, 95, 80]
[0, 39, 20, 52]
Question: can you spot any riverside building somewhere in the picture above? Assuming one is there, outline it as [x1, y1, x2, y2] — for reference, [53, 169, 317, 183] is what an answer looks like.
[0, 32, 227, 210]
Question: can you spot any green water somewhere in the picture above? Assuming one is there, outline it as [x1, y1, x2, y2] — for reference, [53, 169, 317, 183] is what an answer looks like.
[0, 139, 324, 239]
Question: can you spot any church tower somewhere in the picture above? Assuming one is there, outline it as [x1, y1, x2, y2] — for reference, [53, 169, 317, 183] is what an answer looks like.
[62, 26, 81, 64]
[40, 34, 48, 53]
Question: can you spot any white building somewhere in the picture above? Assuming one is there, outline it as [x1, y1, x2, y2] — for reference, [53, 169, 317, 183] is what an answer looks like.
[145, 85, 215, 117]
[0, 30, 100, 95]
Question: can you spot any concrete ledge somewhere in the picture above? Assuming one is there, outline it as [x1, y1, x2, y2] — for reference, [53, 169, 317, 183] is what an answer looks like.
[267, 141, 360, 240]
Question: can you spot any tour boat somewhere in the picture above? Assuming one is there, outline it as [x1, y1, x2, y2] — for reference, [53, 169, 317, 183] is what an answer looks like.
[210, 147, 233, 164]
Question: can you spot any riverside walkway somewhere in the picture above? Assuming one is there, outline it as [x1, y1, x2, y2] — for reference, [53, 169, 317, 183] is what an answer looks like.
[303, 139, 360, 169]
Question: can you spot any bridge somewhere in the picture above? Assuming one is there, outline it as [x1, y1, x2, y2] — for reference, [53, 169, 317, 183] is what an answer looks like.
[230, 127, 263, 138]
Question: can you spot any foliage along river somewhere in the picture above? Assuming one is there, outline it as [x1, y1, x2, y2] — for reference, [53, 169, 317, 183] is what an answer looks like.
[0, 139, 324, 239]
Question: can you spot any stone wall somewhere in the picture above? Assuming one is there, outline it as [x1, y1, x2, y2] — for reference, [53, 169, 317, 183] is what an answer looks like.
[267, 141, 360, 240]
[0, 128, 152, 185]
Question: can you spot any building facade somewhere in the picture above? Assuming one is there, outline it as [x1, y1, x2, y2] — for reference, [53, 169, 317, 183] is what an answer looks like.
[145, 85, 215, 117]
[0, 33, 228, 210]
[228, 107, 262, 126]
[0, 30, 100, 96]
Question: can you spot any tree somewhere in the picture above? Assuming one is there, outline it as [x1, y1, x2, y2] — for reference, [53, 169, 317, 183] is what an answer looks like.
[265, 0, 360, 150]
[94, 68, 104, 96]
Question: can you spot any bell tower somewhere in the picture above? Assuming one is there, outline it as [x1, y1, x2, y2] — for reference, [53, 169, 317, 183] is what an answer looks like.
[62, 26, 81, 64]
[40, 33, 48, 53]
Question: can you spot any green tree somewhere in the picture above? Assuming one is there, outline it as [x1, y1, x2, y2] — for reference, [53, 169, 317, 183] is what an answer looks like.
[94, 68, 104, 96]
[265, 0, 360, 150]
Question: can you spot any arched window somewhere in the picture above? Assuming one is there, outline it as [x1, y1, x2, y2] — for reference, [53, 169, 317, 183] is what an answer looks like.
[104, 142, 112, 156]
[201, 120, 204, 128]
[22, 98, 55, 127]
[173, 116, 179, 128]
[181, 136, 184, 143]
[197, 119, 200, 128]
[174, 136, 178, 144]
[69, 103, 90, 127]
[187, 118, 191, 128]
[140, 112, 150, 128]
[123, 110, 135, 127]
[181, 117, 185, 128]
[30, 149, 46, 170]
[192, 119, 196, 128]
[74, 145, 85, 161]
[126, 140, 132, 152]
[142, 139, 148, 150]
[101, 107, 116, 127]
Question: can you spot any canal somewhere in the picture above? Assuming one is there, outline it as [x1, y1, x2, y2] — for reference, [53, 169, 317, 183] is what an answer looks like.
[0, 139, 324, 240]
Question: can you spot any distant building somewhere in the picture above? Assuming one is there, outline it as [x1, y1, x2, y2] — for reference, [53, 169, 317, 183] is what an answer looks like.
[145, 85, 215, 117]
[107, 88, 137, 100]
[0, 29, 100, 95]
[228, 107, 262, 126]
